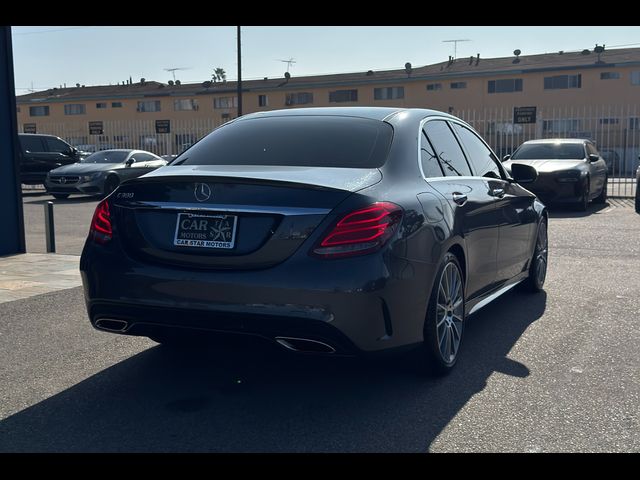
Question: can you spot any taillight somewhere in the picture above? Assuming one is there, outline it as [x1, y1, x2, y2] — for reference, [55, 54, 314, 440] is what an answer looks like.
[89, 199, 112, 244]
[312, 202, 403, 259]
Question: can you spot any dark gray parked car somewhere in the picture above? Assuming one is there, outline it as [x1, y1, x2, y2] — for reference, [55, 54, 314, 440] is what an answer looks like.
[503, 138, 608, 211]
[45, 149, 166, 199]
[80, 107, 547, 375]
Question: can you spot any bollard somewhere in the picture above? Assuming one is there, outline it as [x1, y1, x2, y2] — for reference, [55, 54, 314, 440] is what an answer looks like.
[44, 201, 56, 253]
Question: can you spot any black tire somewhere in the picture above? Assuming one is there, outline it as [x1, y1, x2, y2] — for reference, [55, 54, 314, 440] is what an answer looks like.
[103, 176, 120, 197]
[521, 218, 548, 293]
[149, 334, 190, 349]
[636, 191, 640, 214]
[576, 178, 589, 211]
[593, 177, 608, 204]
[412, 252, 465, 376]
[52, 193, 69, 200]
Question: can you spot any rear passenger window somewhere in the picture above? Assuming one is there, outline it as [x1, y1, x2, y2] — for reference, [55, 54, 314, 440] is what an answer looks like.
[45, 137, 70, 153]
[19, 136, 44, 153]
[423, 120, 472, 176]
[420, 131, 444, 177]
[451, 123, 501, 179]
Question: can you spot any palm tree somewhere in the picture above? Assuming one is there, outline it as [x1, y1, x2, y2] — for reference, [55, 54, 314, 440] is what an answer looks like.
[212, 67, 227, 83]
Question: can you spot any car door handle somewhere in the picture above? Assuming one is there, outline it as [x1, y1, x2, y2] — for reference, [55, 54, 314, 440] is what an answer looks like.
[452, 192, 468, 205]
[489, 188, 505, 198]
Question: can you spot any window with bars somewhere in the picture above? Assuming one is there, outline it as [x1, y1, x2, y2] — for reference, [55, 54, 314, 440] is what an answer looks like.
[373, 86, 404, 100]
[450, 82, 467, 89]
[285, 92, 313, 105]
[213, 97, 238, 109]
[64, 104, 86, 115]
[29, 106, 49, 117]
[174, 99, 199, 111]
[544, 74, 581, 89]
[426, 83, 442, 91]
[329, 89, 358, 103]
[600, 72, 621, 80]
[137, 100, 161, 112]
[488, 78, 523, 93]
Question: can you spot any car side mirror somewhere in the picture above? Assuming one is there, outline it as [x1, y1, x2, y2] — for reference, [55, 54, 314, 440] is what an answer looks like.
[502, 154, 511, 162]
[588, 154, 599, 163]
[125, 158, 135, 167]
[510, 163, 538, 184]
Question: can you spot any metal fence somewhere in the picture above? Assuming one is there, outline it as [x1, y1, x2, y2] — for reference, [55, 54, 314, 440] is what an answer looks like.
[30, 104, 640, 197]
[457, 104, 639, 198]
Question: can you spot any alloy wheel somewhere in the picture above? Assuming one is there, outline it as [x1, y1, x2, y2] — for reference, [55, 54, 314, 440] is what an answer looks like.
[435, 262, 464, 363]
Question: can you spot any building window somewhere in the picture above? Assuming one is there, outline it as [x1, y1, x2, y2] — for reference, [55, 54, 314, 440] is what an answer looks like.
[374, 86, 404, 100]
[544, 74, 581, 89]
[629, 117, 640, 130]
[214, 97, 238, 109]
[599, 118, 620, 125]
[29, 105, 50, 117]
[285, 92, 313, 105]
[600, 72, 620, 80]
[137, 100, 161, 112]
[450, 82, 467, 89]
[329, 89, 358, 103]
[426, 83, 442, 91]
[64, 104, 86, 115]
[96, 102, 107, 109]
[112, 102, 123, 108]
[488, 78, 523, 93]
[631, 72, 640, 85]
[258, 95, 268, 107]
[542, 119, 582, 133]
[174, 99, 199, 111]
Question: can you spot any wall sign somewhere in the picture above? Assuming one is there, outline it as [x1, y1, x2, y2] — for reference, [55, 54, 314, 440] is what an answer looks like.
[514, 106, 537, 124]
[23, 123, 36, 133]
[155, 119, 170, 134]
[89, 121, 104, 135]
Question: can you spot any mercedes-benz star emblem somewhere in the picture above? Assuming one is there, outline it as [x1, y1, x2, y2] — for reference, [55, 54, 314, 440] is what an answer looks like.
[60, 177, 67, 184]
[194, 183, 212, 202]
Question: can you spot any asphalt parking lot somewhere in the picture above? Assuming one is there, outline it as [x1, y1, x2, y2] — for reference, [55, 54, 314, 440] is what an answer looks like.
[1, 192, 638, 452]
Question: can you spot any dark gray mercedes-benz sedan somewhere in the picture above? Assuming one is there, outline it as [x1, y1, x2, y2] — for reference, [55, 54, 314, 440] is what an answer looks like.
[80, 107, 548, 375]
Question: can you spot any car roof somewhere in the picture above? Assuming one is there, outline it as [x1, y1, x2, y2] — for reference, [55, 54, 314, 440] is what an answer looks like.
[522, 138, 591, 145]
[238, 106, 459, 122]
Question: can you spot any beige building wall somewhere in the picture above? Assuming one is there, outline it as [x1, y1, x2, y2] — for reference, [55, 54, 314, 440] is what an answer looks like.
[17, 65, 640, 137]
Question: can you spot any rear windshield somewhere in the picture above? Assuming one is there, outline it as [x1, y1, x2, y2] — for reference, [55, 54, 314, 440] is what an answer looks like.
[511, 143, 585, 160]
[173, 116, 393, 168]
[82, 151, 129, 164]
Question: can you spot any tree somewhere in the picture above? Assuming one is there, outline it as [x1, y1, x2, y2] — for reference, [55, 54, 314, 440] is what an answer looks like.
[212, 67, 227, 83]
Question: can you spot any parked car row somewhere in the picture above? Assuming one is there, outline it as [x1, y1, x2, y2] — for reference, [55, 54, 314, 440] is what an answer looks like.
[16, 134, 167, 198]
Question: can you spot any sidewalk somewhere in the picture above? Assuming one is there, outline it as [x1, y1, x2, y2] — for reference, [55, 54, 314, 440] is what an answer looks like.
[0, 253, 81, 304]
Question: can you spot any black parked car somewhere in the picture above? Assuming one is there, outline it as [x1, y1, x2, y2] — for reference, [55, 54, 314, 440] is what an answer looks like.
[503, 138, 608, 211]
[80, 107, 548, 375]
[18, 133, 82, 184]
[45, 149, 166, 199]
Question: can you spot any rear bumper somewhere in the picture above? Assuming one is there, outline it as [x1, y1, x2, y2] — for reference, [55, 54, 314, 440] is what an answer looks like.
[80, 239, 435, 355]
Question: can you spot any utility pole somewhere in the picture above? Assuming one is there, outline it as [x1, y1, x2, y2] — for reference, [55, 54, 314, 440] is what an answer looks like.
[237, 26, 242, 117]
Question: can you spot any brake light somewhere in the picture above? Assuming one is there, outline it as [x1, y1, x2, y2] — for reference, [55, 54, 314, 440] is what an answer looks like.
[312, 202, 403, 259]
[90, 199, 112, 244]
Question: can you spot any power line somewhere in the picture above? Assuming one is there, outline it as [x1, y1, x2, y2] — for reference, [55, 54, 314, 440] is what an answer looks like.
[13, 26, 91, 36]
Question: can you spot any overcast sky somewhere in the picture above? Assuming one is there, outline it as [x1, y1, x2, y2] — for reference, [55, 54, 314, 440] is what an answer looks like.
[11, 26, 640, 93]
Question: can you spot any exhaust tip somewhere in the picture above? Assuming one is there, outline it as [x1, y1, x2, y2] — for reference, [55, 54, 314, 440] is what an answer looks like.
[95, 318, 129, 333]
[275, 336, 336, 354]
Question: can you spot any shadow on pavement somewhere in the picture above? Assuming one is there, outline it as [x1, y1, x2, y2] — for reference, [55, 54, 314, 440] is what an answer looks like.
[547, 202, 609, 219]
[0, 290, 546, 452]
